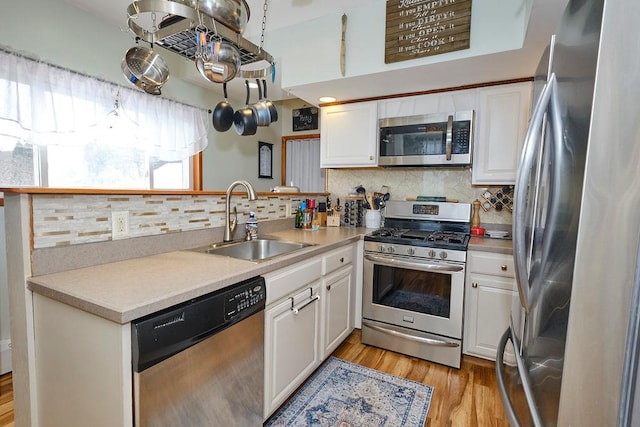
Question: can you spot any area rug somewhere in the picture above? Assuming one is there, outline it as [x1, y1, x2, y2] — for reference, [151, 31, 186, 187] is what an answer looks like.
[265, 356, 433, 427]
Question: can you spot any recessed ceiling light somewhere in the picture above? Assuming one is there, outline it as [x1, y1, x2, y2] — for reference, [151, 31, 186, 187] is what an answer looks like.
[319, 96, 336, 103]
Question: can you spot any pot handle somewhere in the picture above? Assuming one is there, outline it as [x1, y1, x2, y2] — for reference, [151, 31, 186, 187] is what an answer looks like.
[244, 79, 250, 105]
[256, 79, 263, 100]
[223, 81, 228, 100]
[262, 79, 268, 99]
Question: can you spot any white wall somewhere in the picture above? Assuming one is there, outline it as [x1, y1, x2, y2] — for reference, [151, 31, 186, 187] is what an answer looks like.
[0, 208, 11, 374]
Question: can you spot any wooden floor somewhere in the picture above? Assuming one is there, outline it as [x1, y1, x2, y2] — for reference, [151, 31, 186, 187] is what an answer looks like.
[0, 329, 508, 427]
[0, 371, 13, 427]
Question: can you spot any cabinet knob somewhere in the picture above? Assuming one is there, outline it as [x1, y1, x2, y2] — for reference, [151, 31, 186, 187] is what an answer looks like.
[339, 257, 344, 263]
[369, 155, 374, 160]
[501, 265, 508, 271]
[326, 285, 332, 291]
[472, 282, 478, 288]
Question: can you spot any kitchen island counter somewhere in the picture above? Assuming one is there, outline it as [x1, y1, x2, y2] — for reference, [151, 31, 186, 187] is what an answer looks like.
[27, 227, 365, 324]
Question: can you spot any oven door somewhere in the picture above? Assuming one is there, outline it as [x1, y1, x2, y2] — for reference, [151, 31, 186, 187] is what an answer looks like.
[362, 252, 465, 339]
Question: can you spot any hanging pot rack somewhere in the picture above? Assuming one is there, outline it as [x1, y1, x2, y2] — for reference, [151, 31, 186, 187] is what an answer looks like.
[126, 0, 274, 80]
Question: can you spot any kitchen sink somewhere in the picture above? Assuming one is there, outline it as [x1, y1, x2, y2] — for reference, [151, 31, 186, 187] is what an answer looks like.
[193, 238, 315, 262]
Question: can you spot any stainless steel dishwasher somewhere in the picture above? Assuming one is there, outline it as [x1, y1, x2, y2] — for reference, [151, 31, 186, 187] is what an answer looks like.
[131, 276, 266, 426]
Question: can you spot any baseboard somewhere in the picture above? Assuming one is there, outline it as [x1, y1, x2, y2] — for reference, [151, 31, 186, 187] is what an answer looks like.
[0, 339, 11, 374]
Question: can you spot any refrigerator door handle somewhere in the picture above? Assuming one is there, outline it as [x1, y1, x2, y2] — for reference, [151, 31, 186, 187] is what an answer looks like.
[496, 328, 544, 427]
[496, 329, 522, 427]
[513, 73, 556, 312]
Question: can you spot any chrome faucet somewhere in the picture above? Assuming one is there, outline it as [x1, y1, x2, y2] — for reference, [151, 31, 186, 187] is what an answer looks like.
[224, 180, 258, 242]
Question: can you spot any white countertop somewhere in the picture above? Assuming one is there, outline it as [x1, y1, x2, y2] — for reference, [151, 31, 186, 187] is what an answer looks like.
[28, 227, 365, 324]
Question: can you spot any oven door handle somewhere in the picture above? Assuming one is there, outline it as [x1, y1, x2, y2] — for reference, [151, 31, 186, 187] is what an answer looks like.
[364, 254, 464, 272]
[363, 321, 459, 347]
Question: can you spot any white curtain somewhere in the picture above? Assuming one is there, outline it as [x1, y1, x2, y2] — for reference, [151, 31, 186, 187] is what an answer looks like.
[0, 50, 209, 161]
[286, 138, 324, 192]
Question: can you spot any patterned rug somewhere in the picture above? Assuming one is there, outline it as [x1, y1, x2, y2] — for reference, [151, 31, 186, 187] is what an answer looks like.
[265, 356, 433, 427]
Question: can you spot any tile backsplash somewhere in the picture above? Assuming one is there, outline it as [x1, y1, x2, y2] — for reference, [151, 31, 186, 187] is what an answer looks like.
[327, 168, 513, 225]
[32, 194, 306, 249]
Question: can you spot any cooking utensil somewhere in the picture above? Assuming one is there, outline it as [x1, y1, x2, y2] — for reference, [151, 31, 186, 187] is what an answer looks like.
[195, 39, 241, 84]
[234, 80, 257, 136]
[252, 79, 271, 126]
[366, 192, 375, 210]
[212, 82, 234, 132]
[262, 79, 278, 123]
[190, 0, 250, 34]
[340, 13, 347, 76]
[121, 46, 169, 95]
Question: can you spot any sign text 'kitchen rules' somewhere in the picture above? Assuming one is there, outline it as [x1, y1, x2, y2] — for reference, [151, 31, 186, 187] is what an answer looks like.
[385, 0, 472, 64]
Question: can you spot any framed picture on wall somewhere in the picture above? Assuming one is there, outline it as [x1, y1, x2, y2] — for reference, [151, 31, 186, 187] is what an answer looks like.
[258, 141, 273, 179]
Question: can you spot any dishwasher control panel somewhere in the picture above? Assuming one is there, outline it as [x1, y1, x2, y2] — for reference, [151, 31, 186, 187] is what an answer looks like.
[224, 281, 266, 320]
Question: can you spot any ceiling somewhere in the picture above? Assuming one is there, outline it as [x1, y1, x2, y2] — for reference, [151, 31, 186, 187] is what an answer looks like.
[64, 0, 568, 104]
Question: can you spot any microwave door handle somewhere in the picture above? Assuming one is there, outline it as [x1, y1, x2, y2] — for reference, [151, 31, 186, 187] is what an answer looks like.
[513, 73, 556, 313]
[445, 114, 453, 160]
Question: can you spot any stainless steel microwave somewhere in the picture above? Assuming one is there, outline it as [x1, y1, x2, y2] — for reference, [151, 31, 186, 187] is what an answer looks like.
[378, 111, 474, 166]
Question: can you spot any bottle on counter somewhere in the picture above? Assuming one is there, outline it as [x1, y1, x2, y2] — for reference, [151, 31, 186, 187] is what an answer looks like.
[295, 203, 303, 228]
[245, 211, 258, 240]
[310, 199, 321, 230]
[302, 201, 312, 230]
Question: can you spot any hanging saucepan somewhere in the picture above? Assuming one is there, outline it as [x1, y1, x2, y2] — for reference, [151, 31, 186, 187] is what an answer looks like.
[262, 79, 278, 123]
[212, 82, 234, 132]
[121, 45, 169, 95]
[195, 35, 241, 84]
[234, 80, 258, 136]
[179, 0, 250, 34]
[253, 79, 271, 127]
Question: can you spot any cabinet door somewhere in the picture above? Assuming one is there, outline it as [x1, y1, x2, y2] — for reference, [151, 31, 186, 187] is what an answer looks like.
[264, 283, 321, 419]
[320, 101, 378, 167]
[472, 82, 532, 184]
[322, 265, 353, 359]
[463, 273, 515, 363]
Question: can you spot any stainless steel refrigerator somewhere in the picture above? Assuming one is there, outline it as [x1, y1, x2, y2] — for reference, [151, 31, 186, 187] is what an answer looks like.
[496, 0, 640, 425]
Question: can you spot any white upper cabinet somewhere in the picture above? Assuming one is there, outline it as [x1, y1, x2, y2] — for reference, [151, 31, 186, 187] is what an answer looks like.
[472, 82, 532, 185]
[320, 101, 378, 168]
[378, 89, 477, 119]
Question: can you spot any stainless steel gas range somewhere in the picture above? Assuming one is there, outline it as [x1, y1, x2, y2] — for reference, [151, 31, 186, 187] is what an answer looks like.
[361, 200, 471, 368]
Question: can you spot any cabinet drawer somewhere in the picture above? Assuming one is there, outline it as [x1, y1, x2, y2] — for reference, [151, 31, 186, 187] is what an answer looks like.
[468, 251, 514, 278]
[322, 246, 353, 275]
[264, 258, 322, 305]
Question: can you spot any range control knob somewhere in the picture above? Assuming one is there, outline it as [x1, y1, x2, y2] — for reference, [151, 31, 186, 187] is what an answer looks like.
[407, 248, 415, 256]
[428, 249, 436, 258]
[440, 251, 448, 259]
[387, 246, 396, 254]
[378, 245, 385, 252]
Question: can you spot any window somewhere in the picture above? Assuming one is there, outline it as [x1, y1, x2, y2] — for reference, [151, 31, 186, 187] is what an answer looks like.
[0, 49, 207, 190]
[283, 135, 325, 192]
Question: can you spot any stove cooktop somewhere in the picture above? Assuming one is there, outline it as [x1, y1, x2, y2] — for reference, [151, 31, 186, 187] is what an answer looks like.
[365, 227, 470, 251]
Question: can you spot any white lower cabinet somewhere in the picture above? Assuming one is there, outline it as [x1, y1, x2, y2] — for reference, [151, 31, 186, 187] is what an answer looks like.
[463, 250, 516, 363]
[263, 243, 358, 420]
[322, 265, 353, 359]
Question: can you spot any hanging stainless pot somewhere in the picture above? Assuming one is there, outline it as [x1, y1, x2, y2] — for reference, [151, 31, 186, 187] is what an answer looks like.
[234, 80, 258, 136]
[121, 46, 169, 95]
[253, 79, 271, 127]
[212, 82, 234, 132]
[195, 40, 241, 84]
[198, 0, 250, 34]
[262, 79, 278, 123]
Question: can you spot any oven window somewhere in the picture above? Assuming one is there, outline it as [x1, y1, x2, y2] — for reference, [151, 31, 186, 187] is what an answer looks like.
[372, 264, 451, 318]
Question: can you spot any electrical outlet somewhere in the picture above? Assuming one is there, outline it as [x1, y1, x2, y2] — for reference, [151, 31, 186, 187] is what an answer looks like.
[285, 203, 292, 217]
[112, 211, 129, 239]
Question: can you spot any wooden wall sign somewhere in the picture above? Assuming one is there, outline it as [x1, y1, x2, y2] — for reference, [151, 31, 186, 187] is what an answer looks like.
[292, 107, 319, 132]
[385, 0, 472, 64]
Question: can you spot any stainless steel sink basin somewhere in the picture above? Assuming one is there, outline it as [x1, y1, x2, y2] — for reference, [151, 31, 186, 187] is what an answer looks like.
[193, 238, 315, 262]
